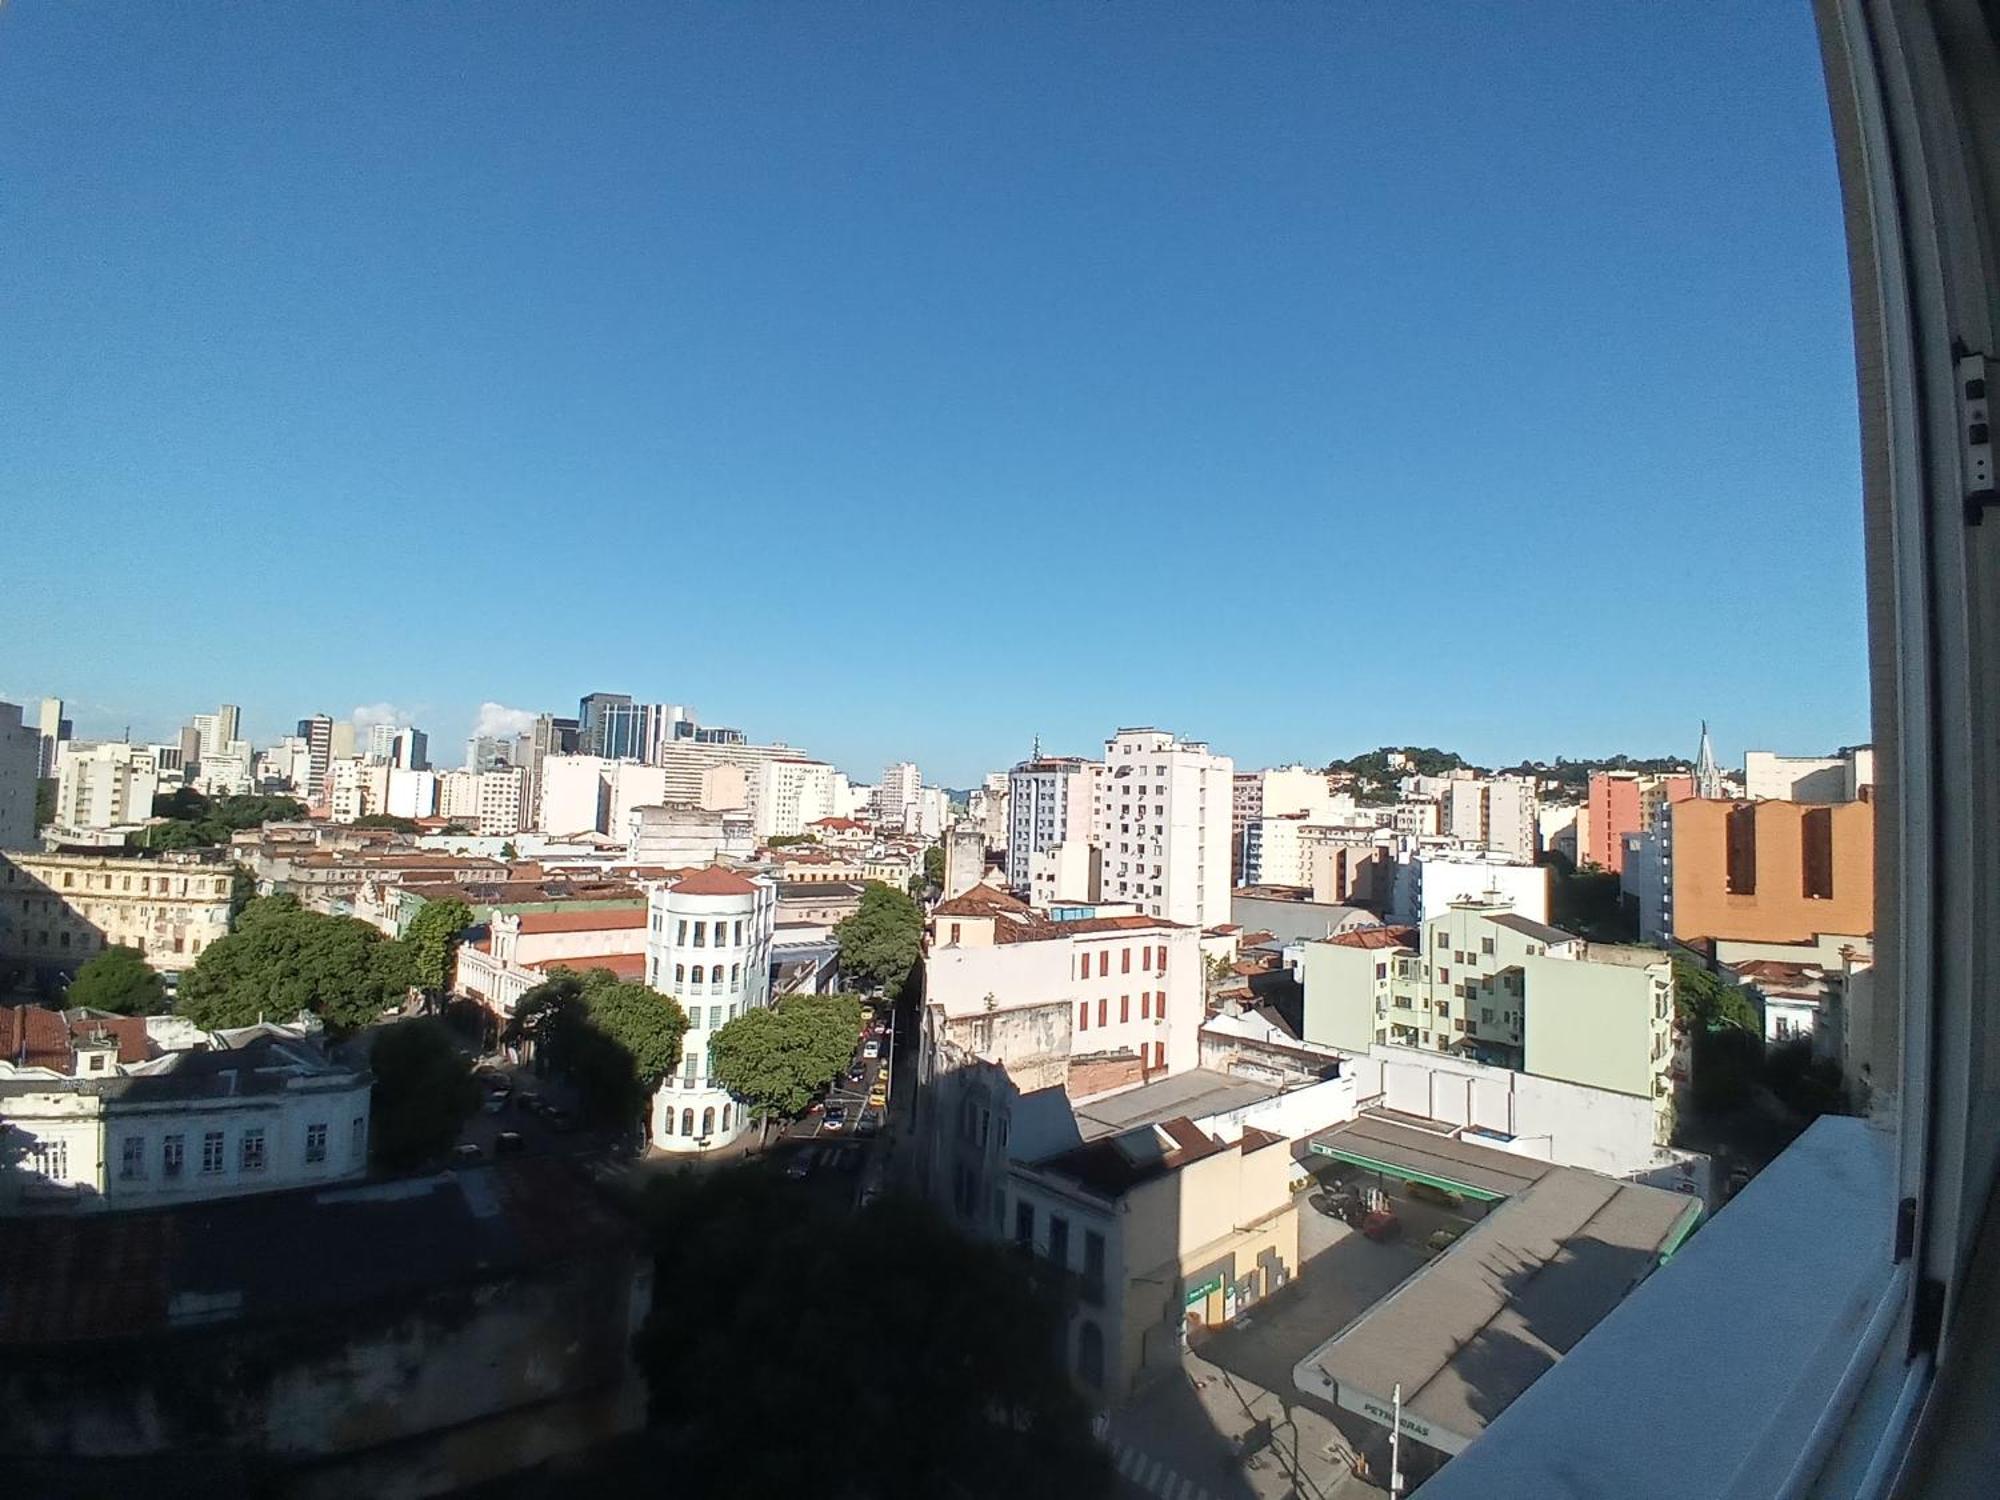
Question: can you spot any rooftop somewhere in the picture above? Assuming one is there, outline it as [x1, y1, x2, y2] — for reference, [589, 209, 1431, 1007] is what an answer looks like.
[1295, 1119, 1698, 1454]
[1319, 925, 1419, 951]
[0, 1159, 633, 1345]
[667, 865, 762, 897]
[1029, 1113, 1285, 1198]
[1484, 912, 1577, 946]
[1071, 1067, 1281, 1140]
[511, 906, 648, 935]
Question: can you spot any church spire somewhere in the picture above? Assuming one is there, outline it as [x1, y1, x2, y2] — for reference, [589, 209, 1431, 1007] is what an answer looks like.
[1694, 720, 1722, 799]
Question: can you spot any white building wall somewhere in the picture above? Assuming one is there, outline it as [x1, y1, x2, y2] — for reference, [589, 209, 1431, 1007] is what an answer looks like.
[1094, 729, 1231, 929]
[55, 743, 160, 830]
[384, 768, 437, 820]
[1007, 760, 1094, 889]
[537, 755, 610, 836]
[645, 876, 777, 1154]
[1397, 853, 1550, 925]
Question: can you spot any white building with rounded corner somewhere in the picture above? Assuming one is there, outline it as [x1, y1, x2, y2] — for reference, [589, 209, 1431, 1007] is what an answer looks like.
[644, 865, 776, 1154]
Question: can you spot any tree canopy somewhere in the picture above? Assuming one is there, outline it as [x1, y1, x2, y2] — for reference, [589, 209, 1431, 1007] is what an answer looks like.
[709, 993, 865, 1137]
[508, 967, 688, 1127]
[402, 898, 472, 997]
[175, 894, 414, 1032]
[631, 1166, 1109, 1498]
[368, 1017, 480, 1167]
[1674, 959, 1762, 1033]
[145, 789, 307, 848]
[66, 945, 167, 1015]
[922, 844, 945, 887]
[351, 813, 421, 833]
[835, 882, 925, 994]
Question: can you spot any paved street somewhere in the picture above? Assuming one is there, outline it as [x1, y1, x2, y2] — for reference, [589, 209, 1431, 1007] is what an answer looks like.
[1101, 1180, 1432, 1500]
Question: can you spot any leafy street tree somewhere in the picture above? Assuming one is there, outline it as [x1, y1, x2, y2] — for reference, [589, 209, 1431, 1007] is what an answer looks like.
[66, 945, 167, 1015]
[176, 894, 414, 1032]
[710, 993, 864, 1142]
[834, 882, 925, 995]
[922, 844, 945, 888]
[369, 1017, 481, 1167]
[632, 1166, 1110, 1498]
[1674, 959, 1762, 1033]
[764, 833, 819, 848]
[499, 840, 518, 861]
[508, 968, 688, 1130]
[144, 790, 307, 849]
[402, 898, 473, 1004]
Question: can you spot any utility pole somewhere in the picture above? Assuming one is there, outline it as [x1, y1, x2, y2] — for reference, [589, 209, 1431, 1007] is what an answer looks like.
[1390, 1382, 1405, 1496]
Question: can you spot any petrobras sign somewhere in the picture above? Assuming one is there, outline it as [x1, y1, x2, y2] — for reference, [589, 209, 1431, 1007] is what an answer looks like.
[1335, 1384, 1473, 1456]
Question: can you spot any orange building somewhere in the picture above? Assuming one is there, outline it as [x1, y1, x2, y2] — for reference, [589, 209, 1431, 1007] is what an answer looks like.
[1588, 771, 1692, 873]
[1667, 797, 1875, 944]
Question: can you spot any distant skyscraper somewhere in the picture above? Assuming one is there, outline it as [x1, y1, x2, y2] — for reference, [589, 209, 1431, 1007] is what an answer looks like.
[577, 693, 633, 757]
[36, 697, 72, 780]
[296, 714, 334, 802]
[366, 722, 398, 763]
[0, 702, 39, 849]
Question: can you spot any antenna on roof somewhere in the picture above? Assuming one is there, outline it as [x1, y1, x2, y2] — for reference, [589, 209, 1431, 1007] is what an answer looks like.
[1031, 734, 1042, 760]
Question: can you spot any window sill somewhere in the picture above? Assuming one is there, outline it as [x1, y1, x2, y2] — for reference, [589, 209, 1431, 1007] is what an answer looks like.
[1419, 1115, 1902, 1500]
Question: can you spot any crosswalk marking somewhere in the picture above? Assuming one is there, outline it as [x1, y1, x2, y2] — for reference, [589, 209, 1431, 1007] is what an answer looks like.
[1100, 1435, 1209, 1500]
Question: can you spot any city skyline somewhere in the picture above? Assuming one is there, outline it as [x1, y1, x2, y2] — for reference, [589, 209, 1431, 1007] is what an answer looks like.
[0, 678, 1860, 792]
[1, 5, 1865, 784]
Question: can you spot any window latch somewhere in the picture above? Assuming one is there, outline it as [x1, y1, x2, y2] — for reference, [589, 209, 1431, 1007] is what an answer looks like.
[1957, 348, 1997, 523]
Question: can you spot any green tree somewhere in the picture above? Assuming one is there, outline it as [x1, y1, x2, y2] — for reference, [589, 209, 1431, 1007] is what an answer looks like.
[65, 945, 167, 1015]
[835, 881, 925, 995]
[33, 778, 54, 831]
[508, 967, 688, 1130]
[710, 994, 863, 1142]
[352, 813, 421, 833]
[145, 790, 308, 849]
[922, 844, 945, 888]
[765, 833, 819, 848]
[228, 864, 257, 926]
[368, 1017, 481, 1168]
[176, 894, 413, 1032]
[631, 1167, 1110, 1498]
[142, 820, 209, 850]
[401, 898, 472, 1002]
[499, 840, 518, 861]
[1674, 959, 1762, 1033]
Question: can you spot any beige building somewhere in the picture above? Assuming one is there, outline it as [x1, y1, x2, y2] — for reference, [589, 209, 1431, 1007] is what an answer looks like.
[1007, 1114, 1298, 1400]
[53, 742, 160, 832]
[0, 849, 235, 978]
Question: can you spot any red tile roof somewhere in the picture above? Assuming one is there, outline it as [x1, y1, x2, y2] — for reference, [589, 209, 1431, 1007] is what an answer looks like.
[525, 952, 647, 979]
[1321, 925, 1418, 950]
[67, 1014, 155, 1065]
[1, 1004, 73, 1071]
[513, 907, 648, 934]
[670, 865, 761, 897]
[933, 883, 1032, 918]
[809, 817, 867, 830]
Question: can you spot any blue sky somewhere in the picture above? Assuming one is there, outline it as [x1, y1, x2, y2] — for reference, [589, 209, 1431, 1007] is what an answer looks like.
[0, 4, 1865, 785]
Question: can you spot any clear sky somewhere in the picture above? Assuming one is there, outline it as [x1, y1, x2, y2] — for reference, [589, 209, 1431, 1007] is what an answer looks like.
[0, 3, 1865, 786]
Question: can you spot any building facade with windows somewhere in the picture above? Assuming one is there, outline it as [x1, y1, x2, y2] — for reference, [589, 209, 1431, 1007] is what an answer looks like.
[1090, 728, 1232, 929]
[53, 741, 160, 831]
[1006, 1114, 1298, 1401]
[1663, 796, 1875, 947]
[1007, 755, 1095, 890]
[644, 866, 777, 1155]
[0, 702, 37, 852]
[0, 1020, 371, 1214]
[0, 849, 234, 979]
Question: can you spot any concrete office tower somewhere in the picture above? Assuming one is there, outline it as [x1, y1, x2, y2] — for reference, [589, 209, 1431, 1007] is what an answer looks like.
[877, 762, 921, 830]
[37, 698, 73, 780]
[1092, 727, 1233, 929]
[54, 742, 160, 830]
[0, 702, 40, 849]
[190, 705, 240, 762]
[1007, 753, 1096, 890]
[1586, 770, 1692, 873]
[576, 693, 633, 757]
[296, 715, 335, 803]
[329, 719, 356, 761]
[366, 722, 398, 764]
[753, 758, 838, 840]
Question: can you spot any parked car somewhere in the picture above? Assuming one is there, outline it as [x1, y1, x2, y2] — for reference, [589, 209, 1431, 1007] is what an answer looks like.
[1425, 1228, 1461, 1255]
[823, 1107, 848, 1131]
[863, 1041, 881, 1060]
[1406, 1182, 1462, 1211]
[452, 1142, 484, 1164]
[494, 1131, 526, 1156]
[1361, 1207, 1402, 1242]
[1307, 1190, 1348, 1220]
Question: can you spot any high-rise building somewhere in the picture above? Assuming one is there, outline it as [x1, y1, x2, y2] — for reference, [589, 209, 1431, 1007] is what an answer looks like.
[36, 698, 72, 781]
[576, 693, 633, 757]
[394, 727, 428, 771]
[296, 715, 334, 802]
[1006, 754, 1095, 889]
[1090, 727, 1233, 928]
[877, 762, 921, 830]
[1586, 770, 1691, 873]
[753, 759, 838, 840]
[54, 742, 160, 830]
[329, 719, 356, 761]
[0, 702, 40, 849]
[366, 722, 398, 764]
